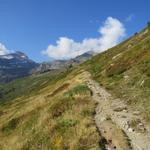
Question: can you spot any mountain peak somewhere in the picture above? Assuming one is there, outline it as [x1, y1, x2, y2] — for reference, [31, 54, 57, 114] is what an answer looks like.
[11, 51, 29, 60]
[0, 51, 28, 60]
[0, 51, 38, 83]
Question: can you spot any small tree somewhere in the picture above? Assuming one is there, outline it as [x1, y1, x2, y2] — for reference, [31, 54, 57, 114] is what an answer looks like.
[147, 21, 150, 28]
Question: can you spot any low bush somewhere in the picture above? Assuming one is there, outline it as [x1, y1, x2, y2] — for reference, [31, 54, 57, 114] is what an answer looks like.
[55, 119, 78, 134]
[2, 117, 20, 134]
[64, 84, 91, 98]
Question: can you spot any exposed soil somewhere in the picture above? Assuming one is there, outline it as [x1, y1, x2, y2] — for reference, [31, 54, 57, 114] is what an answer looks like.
[82, 71, 150, 150]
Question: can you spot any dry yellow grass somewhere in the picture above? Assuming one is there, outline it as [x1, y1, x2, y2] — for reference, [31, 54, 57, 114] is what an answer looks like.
[0, 70, 100, 150]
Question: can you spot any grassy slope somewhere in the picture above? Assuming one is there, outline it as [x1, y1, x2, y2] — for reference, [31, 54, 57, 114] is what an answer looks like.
[0, 69, 100, 150]
[0, 69, 66, 103]
[82, 27, 150, 121]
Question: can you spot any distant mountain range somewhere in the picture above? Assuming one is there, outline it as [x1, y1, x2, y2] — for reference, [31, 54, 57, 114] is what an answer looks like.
[0, 51, 38, 83]
[0, 51, 96, 83]
[35, 51, 96, 73]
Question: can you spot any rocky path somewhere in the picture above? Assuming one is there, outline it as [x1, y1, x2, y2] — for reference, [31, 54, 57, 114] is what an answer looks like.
[83, 72, 150, 150]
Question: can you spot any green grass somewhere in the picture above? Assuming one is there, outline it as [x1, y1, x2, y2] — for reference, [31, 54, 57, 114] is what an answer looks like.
[64, 84, 91, 97]
[0, 69, 71, 103]
[55, 119, 78, 135]
[23, 110, 40, 131]
[81, 27, 150, 121]
[0, 71, 100, 150]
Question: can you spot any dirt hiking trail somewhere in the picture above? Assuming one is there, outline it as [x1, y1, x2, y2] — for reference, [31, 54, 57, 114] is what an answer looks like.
[82, 71, 150, 150]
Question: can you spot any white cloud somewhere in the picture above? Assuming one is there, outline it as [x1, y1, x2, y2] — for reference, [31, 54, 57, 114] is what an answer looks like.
[42, 17, 126, 60]
[0, 43, 10, 55]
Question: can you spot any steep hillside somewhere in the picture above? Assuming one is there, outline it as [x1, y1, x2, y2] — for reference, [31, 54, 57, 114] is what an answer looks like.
[0, 69, 100, 150]
[0, 26, 149, 150]
[82, 27, 150, 121]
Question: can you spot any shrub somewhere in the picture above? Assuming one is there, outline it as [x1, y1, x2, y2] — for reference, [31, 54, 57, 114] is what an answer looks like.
[2, 117, 20, 134]
[64, 84, 91, 98]
[81, 108, 95, 117]
[56, 119, 78, 134]
[134, 32, 138, 35]
[147, 21, 150, 28]
[143, 78, 150, 88]
[49, 97, 74, 118]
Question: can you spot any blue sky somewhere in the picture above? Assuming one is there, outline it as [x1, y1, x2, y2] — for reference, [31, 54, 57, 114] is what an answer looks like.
[0, 0, 149, 62]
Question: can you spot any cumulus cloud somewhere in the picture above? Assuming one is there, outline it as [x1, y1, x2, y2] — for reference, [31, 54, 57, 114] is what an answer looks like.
[0, 43, 10, 55]
[42, 17, 126, 59]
